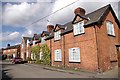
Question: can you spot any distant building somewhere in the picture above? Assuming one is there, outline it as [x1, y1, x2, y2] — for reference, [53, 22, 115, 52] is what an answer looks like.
[21, 37, 32, 61]
[3, 44, 21, 59]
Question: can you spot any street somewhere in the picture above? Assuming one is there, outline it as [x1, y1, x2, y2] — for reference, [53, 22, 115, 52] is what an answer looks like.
[2, 61, 91, 78]
[1, 60, 119, 79]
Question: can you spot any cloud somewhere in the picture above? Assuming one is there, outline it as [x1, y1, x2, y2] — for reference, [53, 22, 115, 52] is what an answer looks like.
[48, 0, 119, 25]
[0, 31, 21, 42]
[2, 2, 54, 37]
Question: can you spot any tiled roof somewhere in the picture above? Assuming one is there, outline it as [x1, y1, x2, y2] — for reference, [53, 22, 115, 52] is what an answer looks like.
[46, 4, 119, 40]
[41, 31, 50, 36]
[33, 34, 41, 40]
[23, 37, 33, 44]
[4, 44, 20, 50]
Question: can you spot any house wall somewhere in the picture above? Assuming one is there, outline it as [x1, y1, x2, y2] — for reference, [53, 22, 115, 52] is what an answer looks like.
[47, 25, 99, 71]
[21, 39, 26, 60]
[3, 47, 20, 59]
[63, 26, 98, 71]
[96, 11, 119, 72]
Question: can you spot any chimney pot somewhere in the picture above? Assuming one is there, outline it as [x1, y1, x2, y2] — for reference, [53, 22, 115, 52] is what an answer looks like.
[34, 34, 37, 37]
[47, 25, 54, 32]
[74, 7, 86, 16]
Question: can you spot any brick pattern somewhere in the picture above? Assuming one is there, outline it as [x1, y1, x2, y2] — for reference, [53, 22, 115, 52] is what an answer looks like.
[46, 11, 119, 72]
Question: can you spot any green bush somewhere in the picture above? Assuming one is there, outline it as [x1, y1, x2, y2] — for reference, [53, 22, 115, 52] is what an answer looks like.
[41, 44, 51, 65]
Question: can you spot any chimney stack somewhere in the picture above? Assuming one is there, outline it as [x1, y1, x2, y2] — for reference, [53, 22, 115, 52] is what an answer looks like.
[47, 25, 54, 32]
[34, 34, 37, 37]
[74, 7, 86, 16]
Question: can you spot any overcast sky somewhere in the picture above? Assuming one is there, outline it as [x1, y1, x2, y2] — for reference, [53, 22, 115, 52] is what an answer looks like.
[0, 0, 120, 48]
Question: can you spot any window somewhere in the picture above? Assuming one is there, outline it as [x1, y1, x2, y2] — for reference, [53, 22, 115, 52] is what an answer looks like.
[27, 40, 30, 47]
[22, 44, 24, 48]
[33, 41, 36, 46]
[54, 49, 62, 61]
[73, 21, 84, 35]
[54, 30, 61, 40]
[27, 51, 29, 58]
[69, 47, 80, 62]
[106, 21, 115, 36]
[39, 52, 43, 60]
[41, 36, 46, 44]
[8, 50, 10, 52]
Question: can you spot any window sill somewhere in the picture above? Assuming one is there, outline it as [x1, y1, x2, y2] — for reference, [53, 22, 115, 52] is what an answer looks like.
[69, 61, 80, 63]
[54, 60, 62, 62]
[108, 34, 115, 37]
[74, 33, 85, 37]
[54, 39, 61, 42]
[110, 60, 117, 63]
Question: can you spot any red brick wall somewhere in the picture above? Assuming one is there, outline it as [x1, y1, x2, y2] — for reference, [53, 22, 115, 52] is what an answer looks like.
[46, 11, 119, 72]
[96, 11, 119, 72]
[46, 25, 99, 71]
[63, 26, 98, 71]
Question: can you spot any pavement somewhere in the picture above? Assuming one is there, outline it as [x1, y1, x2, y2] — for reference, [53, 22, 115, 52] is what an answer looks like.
[24, 63, 119, 78]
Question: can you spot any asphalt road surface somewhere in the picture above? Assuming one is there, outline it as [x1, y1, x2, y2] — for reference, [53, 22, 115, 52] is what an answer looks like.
[2, 61, 91, 78]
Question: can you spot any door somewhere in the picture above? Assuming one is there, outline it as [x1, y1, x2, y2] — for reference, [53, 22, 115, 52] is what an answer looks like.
[116, 46, 120, 67]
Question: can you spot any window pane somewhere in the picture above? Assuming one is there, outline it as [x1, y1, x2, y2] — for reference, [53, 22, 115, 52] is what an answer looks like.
[69, 48, 80, 62]
[106, 21, 115, 36]
[73, 21, 84, 35]
[54, 49, 62, 61]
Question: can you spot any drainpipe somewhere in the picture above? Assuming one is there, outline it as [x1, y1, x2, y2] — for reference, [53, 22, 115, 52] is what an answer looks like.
[50, 39, 51, 66]
[94, 25, 100, 73]
[63, 35, 66, 68]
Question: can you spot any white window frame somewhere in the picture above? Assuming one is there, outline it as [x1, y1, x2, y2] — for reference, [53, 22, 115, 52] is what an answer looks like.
[54, 30, 61, 40]
[27, 40, 30, 47]
[33, 41, 36, 46]
[22, 44, 24, 48]
[39, 52, 43, 60]
[54, 49, 62, 61]
[106, 21, 115, 36]
[8, 50, 10, 52]
[73, 21, 84, 35]
[41, 36, 46, 44]
[69, 47, 80, 62]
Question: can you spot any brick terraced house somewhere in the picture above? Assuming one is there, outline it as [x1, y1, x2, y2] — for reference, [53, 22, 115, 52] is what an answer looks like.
[3, 44, 21, 59]
[21, 37, 32, 61]
[45, 4, 120, 72]
[34, 25, 54, 60]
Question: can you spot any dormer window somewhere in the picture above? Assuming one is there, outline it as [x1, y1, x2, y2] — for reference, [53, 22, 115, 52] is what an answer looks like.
[41, 36, 46, 44]
[54, 30, 61, 40]
[27, 40, 30, 47]
[33, 41, 36, 46]
[73, 21, 84, 36]
[65, 26, 67, 30]
[106, 21, 115, 36]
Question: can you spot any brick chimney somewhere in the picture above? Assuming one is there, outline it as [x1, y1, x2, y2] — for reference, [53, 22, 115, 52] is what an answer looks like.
[74, 7, 86, 16]
[34, 34, 37, 37]
[47, 25, 54, 32]
[33, 34, 37, 40]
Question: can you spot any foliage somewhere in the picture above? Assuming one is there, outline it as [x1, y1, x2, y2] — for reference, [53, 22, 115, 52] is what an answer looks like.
[30, 44, 51, 65]
[41, 44, 51, 65]
[30, 45, 40, 63]
[27, 57, 32, 61]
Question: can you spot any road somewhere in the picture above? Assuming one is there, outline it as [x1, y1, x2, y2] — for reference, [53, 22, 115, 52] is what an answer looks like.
[2, 61, 91, 78]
